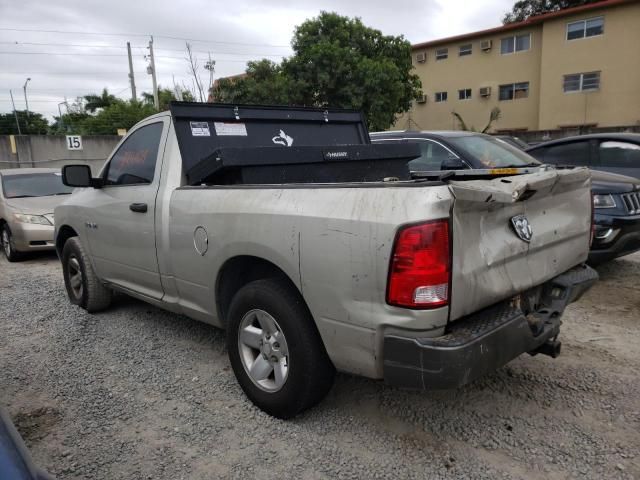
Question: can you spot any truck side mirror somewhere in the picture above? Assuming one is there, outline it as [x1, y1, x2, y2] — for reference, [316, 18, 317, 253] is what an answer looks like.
[62, 165, 96, 188]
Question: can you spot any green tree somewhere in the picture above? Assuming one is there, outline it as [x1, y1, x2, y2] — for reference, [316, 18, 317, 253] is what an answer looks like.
[83, 88, 118, 113]
[211, 60, 293, 105]
[78, 100, 156, 135]
[0, 111, 49, 135]
[503, 0, 602, 23]
[142, 87, 195, 111]
[211, 12, 422, 131]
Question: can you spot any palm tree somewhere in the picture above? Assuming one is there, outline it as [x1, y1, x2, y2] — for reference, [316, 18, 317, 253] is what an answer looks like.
[83, 88, 117, 113]
[452, 107, 502, 133]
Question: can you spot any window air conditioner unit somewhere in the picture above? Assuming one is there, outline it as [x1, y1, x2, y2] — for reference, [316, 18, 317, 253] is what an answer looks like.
[480, 40, 492, 51]
[479, 86, 492, 97]
[416, 94, 427, 104]
[416, 52, 427, 63]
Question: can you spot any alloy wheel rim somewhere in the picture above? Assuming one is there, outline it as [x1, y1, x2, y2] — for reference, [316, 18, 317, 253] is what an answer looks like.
[67, 256, 83, 299]
[238, 309, 289, 393]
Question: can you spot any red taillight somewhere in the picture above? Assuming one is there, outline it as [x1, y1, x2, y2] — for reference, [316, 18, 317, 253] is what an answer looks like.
[387, 220, 450, 309]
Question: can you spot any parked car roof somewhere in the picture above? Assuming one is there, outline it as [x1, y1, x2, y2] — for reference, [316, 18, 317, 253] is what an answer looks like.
[370, 130, 479, 139]
[0, 168, 61, 176]
[527, 133, 640, 150]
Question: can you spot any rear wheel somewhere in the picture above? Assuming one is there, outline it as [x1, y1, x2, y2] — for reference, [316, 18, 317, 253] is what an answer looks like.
[226, 278, 335, 418]
[62, 237, 112, 312]
[1, 225, 22, 262]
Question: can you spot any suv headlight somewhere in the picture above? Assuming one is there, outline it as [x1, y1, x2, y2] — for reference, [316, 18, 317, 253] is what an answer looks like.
[13, 213, 53, 225]
[593, 194, 616, 209]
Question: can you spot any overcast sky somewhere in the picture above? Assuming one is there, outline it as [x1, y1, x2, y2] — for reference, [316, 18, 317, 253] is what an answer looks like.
[0, 0, 513, 119]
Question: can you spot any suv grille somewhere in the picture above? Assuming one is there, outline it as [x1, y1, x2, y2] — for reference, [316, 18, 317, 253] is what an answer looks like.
[621, 192, 640, 214]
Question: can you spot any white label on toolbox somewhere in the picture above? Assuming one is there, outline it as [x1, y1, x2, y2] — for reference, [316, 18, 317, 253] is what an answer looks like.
[214, 122, 247, 136]
[190, 121, 211, 136]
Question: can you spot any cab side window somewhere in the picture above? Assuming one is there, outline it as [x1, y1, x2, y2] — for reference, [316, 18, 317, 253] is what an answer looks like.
[409, 140, 457, 170]
[599, 141, 640, 168]
[542, 141, 590, 166]
[105, 123, 163, 186]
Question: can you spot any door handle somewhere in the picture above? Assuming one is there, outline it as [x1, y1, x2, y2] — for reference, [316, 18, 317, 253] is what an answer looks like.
[129, 203, 148, 213]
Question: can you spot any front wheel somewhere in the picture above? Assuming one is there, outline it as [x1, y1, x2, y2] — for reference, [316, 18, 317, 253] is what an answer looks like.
[62, 237, 112, 312]
[226, 278, 335, 419]
[1, 225, 22, 262]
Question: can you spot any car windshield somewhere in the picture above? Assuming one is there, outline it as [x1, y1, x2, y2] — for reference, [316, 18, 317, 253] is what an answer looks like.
[1, 172, 74, 199]
[448, 135, 540, 168]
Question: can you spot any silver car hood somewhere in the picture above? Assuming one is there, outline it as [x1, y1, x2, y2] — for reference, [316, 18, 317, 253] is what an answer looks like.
[4, 195, 71, 215]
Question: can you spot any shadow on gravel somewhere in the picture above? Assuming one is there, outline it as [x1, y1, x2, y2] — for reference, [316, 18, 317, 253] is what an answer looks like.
[8, 251, 60, 264]
[592, 255, 640, 282]
[12, 407, 62, 443]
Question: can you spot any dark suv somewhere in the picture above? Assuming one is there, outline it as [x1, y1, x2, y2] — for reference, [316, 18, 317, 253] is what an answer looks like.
[527, 134, 640, 262]
[526, 133, 640, 179]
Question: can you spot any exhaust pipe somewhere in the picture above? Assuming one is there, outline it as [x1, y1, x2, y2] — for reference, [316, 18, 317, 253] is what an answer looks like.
[531, 340, 562, 358]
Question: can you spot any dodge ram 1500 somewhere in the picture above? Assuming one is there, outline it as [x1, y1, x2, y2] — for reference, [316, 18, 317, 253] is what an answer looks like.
[55, 103, 598, 418]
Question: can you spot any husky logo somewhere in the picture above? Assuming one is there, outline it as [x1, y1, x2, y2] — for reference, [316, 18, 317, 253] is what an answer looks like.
[510, 215, 533, 243]
[272, 129, 294, 147]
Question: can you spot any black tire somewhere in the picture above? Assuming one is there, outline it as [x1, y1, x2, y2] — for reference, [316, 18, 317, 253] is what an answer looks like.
[62, 237, 112, 312]
[1, 224, 22, 262]
[226, 278, 335, 419]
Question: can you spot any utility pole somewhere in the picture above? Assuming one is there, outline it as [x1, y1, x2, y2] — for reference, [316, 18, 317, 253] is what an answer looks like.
[57, 101, 67, 132]
[127, 42, 137, 101]
[9, 90, 22, 134]
[23, 77, 31, 118]
[148, 36, 159, 110]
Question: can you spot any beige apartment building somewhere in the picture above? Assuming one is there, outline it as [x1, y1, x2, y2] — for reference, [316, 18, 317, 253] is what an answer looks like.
[395, 0, 640, 134]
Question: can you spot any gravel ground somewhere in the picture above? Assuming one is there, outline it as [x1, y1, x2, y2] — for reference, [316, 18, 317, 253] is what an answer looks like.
[1, 252, 639, 479]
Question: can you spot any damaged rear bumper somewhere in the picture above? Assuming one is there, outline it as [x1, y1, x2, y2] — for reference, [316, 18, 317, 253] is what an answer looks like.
[383, 264, 598, 390]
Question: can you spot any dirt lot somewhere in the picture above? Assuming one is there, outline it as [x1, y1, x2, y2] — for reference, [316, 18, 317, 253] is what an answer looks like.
[1, 252, 639, 479]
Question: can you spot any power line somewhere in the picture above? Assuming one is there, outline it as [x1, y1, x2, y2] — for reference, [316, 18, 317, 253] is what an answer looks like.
[0, 40, 290, 57]
[0, 51, 128, 57]
[1, 86, 134, 91]
[0, 71, 150, 75]
[0, 27, 150, 37]
[0, 40, 146, 49]
[155, 34, 289, 49]
[0, 51, 266, 62]
[0, 27, 290, 48]
[155, 54, 281, 61]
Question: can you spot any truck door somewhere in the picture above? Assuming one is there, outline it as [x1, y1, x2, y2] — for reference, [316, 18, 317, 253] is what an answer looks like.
[85, 119, 167, 299]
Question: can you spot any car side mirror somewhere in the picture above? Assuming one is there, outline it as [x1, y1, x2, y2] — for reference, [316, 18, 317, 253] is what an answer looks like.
[62, 165, 101, 188]
[441, 157, 466, 170]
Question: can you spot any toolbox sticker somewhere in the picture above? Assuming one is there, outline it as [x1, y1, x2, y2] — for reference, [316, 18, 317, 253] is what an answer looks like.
[190, 121, 211, 137]
[272, 129, 294, 147]
[214, 122, 248, 136]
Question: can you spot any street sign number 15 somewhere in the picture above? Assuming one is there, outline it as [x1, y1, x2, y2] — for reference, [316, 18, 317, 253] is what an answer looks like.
[66, 135, 83, 150]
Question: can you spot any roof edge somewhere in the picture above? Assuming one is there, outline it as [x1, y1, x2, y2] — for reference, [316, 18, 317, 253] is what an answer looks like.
[412, 0, 633, 50]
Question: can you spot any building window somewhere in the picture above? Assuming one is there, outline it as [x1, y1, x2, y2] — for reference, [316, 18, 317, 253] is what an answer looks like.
[499, 82, 530, 100]
[435, 91, 448, 102]
[567, 16, 604, 40]
[563, 72, 600, 92]
[500, 33, 531, 54]
[458, 89, 472, 100]
[435, 48, 448, 60]
[459, 44, 472, 56]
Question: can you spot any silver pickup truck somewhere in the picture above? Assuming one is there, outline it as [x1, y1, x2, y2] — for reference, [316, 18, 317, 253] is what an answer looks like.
[55, 103, 598, 418]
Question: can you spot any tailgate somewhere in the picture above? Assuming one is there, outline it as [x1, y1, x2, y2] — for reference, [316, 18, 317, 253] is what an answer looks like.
[448, 167, 592, 320]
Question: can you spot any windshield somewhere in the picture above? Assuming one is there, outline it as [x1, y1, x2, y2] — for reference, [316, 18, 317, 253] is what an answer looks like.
[448, 135, 540, 168]
[1, 172, 74, 199]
